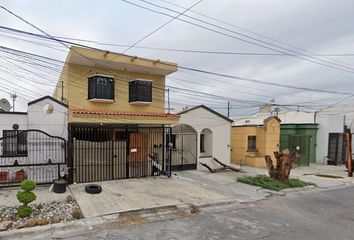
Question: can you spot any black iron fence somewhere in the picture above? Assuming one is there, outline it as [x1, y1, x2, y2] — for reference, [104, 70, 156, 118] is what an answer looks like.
[68, 124, 172, 184]
[170, 124, 198, 171]
[0, 130, 67, 188]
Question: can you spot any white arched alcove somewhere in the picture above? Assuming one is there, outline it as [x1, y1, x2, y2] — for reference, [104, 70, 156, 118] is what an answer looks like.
[200, 128, 213, 157]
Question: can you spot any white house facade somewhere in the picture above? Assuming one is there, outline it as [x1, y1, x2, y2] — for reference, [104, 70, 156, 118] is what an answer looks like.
[172, 105, 233, 171]
[0, 96, 68, 187]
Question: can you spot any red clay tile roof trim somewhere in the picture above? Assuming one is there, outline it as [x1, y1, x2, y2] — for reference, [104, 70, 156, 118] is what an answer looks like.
[71, 108, 179, 118]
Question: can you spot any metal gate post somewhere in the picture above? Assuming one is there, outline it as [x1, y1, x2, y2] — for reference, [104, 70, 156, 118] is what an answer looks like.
[67, 126, 74, 184]
[125, 125, 129, 178]
[162, 125, 165, 174]
[169, 126, 172, 177]
[111, 129, 114, 180]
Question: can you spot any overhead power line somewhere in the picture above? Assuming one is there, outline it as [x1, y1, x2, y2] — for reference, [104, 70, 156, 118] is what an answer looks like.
[102, 0, 205, 67]
[1, 41, 354, 103]
[2, 43, 353, 98]
[1, 5, 354, 109]
[177, 65, 354, 96]
[121, 0, 205, 54]
[156, 0, 354, 64]
[120, 0, 354, 74]
[0, 44, 339, 110]
[1, 44, 345, 112]
[2, 26, 354, 57]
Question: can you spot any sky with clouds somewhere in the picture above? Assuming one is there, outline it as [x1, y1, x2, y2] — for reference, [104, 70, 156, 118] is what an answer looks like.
[1, 0, 354, 116]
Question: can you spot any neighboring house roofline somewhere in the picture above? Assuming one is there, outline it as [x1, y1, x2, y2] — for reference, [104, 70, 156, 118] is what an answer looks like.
[264, 116, 281, 123]
[28, 96, 68, 108]
[232, 124, 261, 128]
[178, 105, 233, 123]
[0, 111, 27, 115]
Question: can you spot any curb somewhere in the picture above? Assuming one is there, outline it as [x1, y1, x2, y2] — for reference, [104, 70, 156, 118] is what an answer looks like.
[262, 181, 354, 197]
[0, 198, 238, 240]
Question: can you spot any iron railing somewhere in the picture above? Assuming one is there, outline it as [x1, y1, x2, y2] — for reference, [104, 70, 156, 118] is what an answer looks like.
[68, 124, 172, 184]
[0, 129, 67, 188]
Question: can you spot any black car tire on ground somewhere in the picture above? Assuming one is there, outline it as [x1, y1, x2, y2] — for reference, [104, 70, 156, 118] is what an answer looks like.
[85, 184, 102, 194]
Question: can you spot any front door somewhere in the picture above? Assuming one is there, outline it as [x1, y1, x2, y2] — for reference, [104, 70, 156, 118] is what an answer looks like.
[128, 133, 149, 177]
[328, 133, 346, 165]
[289, 135, 310, 166]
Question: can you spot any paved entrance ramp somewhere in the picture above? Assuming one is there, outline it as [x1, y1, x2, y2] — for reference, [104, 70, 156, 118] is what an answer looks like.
[69, 177, 231, 218]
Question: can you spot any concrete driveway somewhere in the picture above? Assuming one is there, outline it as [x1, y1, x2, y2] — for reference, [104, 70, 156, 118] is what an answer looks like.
[69, 176, 233, 218]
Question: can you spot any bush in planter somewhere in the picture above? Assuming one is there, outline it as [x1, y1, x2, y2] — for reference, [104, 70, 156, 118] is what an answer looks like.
[16, 180, 36, 218]
[15, 169, 27, 181]
[0, 171, 8, 181]
[17, 206, 33, 218]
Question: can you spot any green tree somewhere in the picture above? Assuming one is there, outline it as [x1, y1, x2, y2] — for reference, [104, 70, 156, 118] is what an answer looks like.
[17, 180, 36, 218]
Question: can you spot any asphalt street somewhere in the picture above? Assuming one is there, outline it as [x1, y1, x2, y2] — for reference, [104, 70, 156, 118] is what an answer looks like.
[37, 186, 354, 240]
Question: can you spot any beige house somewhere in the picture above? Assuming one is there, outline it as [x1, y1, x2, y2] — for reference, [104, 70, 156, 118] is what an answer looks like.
[52, 46, 179, 183]
[231, 116, 280, 167]
[53, 46, 178, 125]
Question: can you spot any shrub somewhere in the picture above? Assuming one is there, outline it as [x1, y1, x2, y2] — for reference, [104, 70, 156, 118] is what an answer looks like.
[20, 180, 36, 191]
[17, 206, 32, 218]
[237, 175, 315, 191]
[16, 191, 36, 204]
[17, 180, 37, 218]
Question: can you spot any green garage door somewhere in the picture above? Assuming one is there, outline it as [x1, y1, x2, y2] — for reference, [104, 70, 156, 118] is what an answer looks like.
[280, 134, 310, 166]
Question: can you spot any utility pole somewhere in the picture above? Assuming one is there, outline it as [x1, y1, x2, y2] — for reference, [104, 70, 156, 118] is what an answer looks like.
[10, 93, 17, 112]
[227, 101, 230, 118]
[61, 81, 64, 102]
[167, 89, 170, 113]
[346, 128, 352, 177]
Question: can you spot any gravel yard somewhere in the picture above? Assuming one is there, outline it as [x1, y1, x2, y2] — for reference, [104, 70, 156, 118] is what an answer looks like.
[0, 195, 82, 231]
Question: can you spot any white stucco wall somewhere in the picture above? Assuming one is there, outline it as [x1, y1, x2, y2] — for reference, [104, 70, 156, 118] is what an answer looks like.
[0, 98, 68, 139]
[316, 113, 344, 163]
[178, 107, 232, 169]
[0, 97, 68, 184]
[27, 98, 68, 139]
[0, 112, 28, 137]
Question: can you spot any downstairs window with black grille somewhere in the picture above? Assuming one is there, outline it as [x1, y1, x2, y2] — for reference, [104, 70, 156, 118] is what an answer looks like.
[247, 135, 257, 152]
[2, 130, 28, 156]
[129, 80, 152, 103]
[88, 75, 115, 101]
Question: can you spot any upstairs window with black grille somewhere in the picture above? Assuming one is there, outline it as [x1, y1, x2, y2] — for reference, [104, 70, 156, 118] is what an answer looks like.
[2, 130, 28, 156]
[129, 80, 152, 103]
[88, 75, 115, 101]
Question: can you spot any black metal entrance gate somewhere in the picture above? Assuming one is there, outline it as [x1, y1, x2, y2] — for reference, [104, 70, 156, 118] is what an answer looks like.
[0, 130, 67, 188]
[68, 124, 171, 183]
[327, 133, 346, 165]
[170, 124, 198, 171]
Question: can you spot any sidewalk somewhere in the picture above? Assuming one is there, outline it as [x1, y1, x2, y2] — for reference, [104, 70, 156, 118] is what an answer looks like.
[2, 164, 354, 239]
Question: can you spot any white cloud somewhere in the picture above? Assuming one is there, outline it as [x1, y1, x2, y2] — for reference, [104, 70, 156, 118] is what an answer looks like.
[1, 0, 354, 115]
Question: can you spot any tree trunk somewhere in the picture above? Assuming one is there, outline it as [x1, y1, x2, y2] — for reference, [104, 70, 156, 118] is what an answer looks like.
[264, 149, 300, 181]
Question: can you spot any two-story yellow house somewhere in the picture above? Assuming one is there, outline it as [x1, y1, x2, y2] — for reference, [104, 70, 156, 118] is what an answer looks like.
[53, 46, 179, 183]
